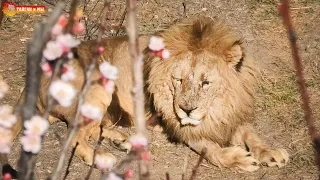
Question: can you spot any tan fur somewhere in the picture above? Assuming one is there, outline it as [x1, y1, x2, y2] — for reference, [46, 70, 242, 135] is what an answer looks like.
[9, 16, 289, 171]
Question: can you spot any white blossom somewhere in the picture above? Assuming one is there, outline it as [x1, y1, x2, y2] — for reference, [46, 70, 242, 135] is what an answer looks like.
[0, 105, 17, 128]
[20, 135, 41, 154]
[0, 80, 9, 99]
[51, 24, 63, 35]
[129, 134, 148, 148]
[43, 41, 63, 60]
[0, 127, 12, 153]
[61, 64, 76, 82]
[104, 172, 123, 180]
[99, 62, 118, 81]
[162, 49, 170, 60]
[49, 80, 76, 107]
[56, 34, 81, 50]
[95, 153, 116, 171]
[80, 104, 103, 121]
[148, 36, 165, 51]
[24, 116, 49, 136]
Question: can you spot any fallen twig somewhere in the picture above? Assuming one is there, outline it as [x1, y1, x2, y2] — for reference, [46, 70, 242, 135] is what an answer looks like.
[279, 0, 320, 178]
[62, 142, 78, 180]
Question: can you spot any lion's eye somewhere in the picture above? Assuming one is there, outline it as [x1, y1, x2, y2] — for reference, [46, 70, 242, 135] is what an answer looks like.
[173, 77, 182, 84]
[202, 80, 210, 87]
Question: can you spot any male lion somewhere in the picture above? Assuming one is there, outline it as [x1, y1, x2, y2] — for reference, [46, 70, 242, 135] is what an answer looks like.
[5, 16, 289, 173]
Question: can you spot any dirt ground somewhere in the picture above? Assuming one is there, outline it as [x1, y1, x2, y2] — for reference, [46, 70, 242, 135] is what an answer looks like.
[0, 0, 320, 179]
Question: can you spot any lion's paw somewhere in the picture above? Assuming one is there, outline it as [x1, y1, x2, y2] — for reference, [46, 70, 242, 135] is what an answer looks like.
[259, 148, 289, 168]
[216, 146, 260, 172]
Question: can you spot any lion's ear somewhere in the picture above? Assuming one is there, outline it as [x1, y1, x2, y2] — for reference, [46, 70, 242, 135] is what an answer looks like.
[225, 41, 244, 71]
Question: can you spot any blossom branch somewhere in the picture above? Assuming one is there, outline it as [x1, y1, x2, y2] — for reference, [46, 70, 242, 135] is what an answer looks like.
[48, 1, 111, 179]
[125, 0, 150, 179]
[16, 3, 65, 180]
[279, 0, 320, 176]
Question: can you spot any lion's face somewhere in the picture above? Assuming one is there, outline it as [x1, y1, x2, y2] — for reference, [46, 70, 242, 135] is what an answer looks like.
[171, 52, 228, 126]
[147, 17, 256, 142]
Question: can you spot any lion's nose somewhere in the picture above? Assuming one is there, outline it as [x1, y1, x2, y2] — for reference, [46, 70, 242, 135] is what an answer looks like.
[179, 105, 197, 116]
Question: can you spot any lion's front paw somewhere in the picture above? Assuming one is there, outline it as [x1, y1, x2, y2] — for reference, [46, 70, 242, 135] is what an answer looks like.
[258, 148, 289, 168]
[214, 146, 260, 172]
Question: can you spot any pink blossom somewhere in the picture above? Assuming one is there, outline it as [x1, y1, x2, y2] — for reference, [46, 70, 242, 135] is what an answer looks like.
[124, 169, 134, 178]
[0, 127, 12, 153]
[95, 153, 116, 171]
[98, 47, 104, 54]
[80, 104, 103, 121]
[51, 24, 63, 35]
[20, 134, 41, 154]
[0, 105, 17, 128]
[129, 134, 148, 149]
[73, 22, 85, 34]
[41, 62, 52, 76]
[49, 80, 77, 107]
[61, 64, 76, 82]
[24, 116, 49, 136]
[104, 172, 123, 180]
[43, 41, 63, 60]
[103, 80, 115, 93]
[140, 151, 150, 160]
[56, 34, 81, 52]
[148, 36, 165, 51]
[3, 173, 11, 180]
[0, 80, 9, 99]
[99, 62, 118, 81]
[58, 15, 68, 27]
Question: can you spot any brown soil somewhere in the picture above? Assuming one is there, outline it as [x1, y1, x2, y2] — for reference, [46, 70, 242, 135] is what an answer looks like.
[0, 0, 320, 179]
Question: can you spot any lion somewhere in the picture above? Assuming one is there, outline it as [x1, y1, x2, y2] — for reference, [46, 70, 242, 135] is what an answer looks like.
[3, 16, 289, 174]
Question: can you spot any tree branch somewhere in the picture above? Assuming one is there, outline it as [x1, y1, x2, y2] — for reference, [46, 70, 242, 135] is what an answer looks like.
[125, 0, 150, 179]
[48, 1, 111, 179]
[17, 3, 65, 180]
[279, 0, 320, 177]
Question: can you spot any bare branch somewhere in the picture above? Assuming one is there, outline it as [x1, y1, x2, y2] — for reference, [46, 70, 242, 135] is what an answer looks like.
[125, 0, 150, 179]
[16, 3, 65, 180]
[279, 0, 320, 177]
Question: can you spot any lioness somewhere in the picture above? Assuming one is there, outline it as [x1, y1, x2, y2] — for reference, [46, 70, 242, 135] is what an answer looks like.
[7, 16, 289, 172]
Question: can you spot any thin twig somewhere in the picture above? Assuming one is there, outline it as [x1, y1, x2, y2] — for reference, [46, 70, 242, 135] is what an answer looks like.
[48, 1, 111, 179]
[279, 0, 320, 177]
[189, 149, 206, 180]
[62, 142, 78, 180]
[125, 0, 150, 179]
[85, 125, 104, 180]
[17, 3, 65, 180]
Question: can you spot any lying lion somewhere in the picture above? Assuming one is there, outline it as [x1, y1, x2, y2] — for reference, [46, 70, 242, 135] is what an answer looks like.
[6, 16, 289, 172]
